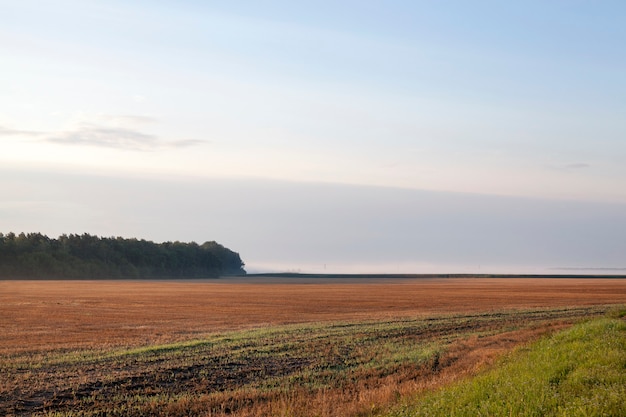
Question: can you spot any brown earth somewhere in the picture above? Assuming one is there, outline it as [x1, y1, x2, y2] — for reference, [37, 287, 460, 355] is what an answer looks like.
[1, 277, 625, 353]
[2, 277, 626, 416]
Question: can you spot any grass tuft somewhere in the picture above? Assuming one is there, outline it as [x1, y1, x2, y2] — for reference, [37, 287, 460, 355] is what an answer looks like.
[387, 316, 626, 417]
[3, 305, 621, 417]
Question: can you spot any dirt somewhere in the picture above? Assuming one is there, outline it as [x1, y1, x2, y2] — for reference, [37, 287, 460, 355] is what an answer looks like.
[1, 278, 625, 353]
[0, 310, 614, 415]
[1, 278, 625, 416]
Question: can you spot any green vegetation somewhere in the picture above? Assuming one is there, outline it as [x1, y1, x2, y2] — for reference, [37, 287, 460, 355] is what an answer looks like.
[0, 232, 245, 278]
[388, 313, 626, 417]
[1, 305, 613, 416]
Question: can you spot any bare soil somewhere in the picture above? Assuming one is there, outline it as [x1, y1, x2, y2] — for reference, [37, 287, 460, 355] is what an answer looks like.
[2, 278, 626, 353]
[1, 278, 626, 416]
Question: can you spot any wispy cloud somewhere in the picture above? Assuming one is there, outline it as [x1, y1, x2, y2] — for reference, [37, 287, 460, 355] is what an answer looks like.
[47, 126, 160, 151]
[547, 162, 591, 172]
[169, 139, 206, 148]
[564, 163, 590, 170]
[0, 125, 43, 137]
[45, 125, 206, 151]
[2, 119, 206, 151]
[100, 115, 158, 125]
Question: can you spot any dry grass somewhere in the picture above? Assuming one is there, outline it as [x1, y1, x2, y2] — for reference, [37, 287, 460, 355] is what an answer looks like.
[2, 278, 625, 353]
[1, 278, 626, 416]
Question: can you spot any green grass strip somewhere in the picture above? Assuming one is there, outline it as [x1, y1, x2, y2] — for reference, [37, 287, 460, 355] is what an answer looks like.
[389, 316, 626, 417]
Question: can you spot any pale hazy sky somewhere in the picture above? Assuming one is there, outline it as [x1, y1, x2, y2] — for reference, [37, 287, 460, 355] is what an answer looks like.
[2, 1, 625, 273]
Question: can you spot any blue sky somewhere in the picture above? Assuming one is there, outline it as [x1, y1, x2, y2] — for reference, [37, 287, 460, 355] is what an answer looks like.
[2, 1, 625, 272]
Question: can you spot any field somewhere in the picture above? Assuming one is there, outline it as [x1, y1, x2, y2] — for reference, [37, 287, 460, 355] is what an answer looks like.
[387, 314, 626, 417]
[1, 277, 626, 416]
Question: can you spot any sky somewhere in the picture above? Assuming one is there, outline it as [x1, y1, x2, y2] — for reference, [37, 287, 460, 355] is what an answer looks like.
[2, 1, 626, 273]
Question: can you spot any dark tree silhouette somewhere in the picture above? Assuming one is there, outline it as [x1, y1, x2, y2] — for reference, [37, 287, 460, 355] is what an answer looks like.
[0, 232, 245, 279]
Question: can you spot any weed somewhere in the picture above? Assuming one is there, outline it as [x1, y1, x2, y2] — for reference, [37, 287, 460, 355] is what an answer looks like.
[388, 317, 626, 417]
[2, 306, 615, 416]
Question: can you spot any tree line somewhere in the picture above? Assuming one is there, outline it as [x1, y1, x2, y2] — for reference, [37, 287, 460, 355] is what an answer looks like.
[0, 232, 246, 279]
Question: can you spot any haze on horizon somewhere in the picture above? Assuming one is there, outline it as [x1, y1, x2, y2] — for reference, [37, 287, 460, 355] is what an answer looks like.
[2, 1, 625, 274]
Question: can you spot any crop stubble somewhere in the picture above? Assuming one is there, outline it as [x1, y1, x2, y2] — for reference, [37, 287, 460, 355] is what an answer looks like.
[1, 278, 626, 416]
[2, 278, 625, 353]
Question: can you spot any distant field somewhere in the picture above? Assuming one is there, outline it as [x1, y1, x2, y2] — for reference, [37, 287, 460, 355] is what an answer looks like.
[2, 278, 625, 353]
[1, 278, 626, 416]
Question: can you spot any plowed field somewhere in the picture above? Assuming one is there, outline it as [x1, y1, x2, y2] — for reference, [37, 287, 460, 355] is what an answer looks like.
[1, 278, 625, 416]
[2, 278, 626, 353]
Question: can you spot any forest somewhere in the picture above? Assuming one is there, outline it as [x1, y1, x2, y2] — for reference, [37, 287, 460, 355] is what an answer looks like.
[0, 232, 245, 279]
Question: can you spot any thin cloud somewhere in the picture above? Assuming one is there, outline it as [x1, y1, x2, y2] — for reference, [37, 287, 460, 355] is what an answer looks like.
[169, 139, 207, 148]
[547, 162, 591, 172]
[103, 115, 158, 125]
[46, 125, 207, 151]
[47, 126, 159, 151]
[564, 163, 590, 170]
[0, 125, 42, 137]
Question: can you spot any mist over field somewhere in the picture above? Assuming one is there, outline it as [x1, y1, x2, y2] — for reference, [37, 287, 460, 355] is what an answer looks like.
[3, 2, 626, 416]
[3, 1, 626, 275]
[2, 167, 625, 274]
